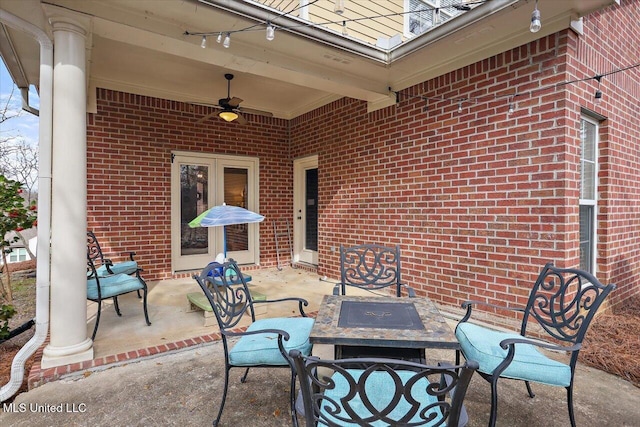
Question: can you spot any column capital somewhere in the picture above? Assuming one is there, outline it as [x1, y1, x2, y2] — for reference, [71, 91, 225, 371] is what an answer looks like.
[48, 15, 88, 38]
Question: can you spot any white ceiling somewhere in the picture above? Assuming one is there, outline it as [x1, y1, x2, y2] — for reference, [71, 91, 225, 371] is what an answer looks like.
[0, 0, 617, 121]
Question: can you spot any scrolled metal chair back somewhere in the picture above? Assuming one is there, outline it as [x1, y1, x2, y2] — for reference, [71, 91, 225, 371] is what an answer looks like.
[87, 231, 106, 266]
[340, 244, 402, 296]
[292, 351, 477, 427]
[196, 259, 255, 330]
[523, 263, 615, 347]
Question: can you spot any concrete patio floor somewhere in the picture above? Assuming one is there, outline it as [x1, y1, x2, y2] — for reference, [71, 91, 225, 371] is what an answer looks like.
[3, 337, 638, 426]
[4, 266, 639, 425]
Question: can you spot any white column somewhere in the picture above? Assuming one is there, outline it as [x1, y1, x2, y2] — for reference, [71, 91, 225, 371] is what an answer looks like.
[41, 16, 93, 368]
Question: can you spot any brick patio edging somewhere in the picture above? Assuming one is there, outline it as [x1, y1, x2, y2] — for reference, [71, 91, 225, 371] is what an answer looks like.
[27, 310, 319, 390]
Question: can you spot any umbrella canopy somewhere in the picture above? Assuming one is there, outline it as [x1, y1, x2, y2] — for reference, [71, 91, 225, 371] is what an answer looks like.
[188, 204, 265, 228]
[188, 204, 265, 258]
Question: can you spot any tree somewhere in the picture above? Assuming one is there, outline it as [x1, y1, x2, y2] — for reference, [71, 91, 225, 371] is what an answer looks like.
[0, 175, 37, 339]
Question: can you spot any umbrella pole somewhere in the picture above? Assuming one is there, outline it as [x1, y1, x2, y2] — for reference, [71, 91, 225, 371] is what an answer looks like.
[223, 225, 227, 259]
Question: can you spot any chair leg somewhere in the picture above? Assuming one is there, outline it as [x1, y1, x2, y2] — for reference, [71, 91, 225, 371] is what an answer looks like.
[290, 372, 299, 427]
[91, 300, 102, 340]
[113, 296, 122, 316]
[566, 385, 576, 427]
[142, 287, 151, 326]
[525, 380, 535, 398]
[240, 367, 250, 383]
[488, 377, 499, 427]
[214, 366, 231, 427]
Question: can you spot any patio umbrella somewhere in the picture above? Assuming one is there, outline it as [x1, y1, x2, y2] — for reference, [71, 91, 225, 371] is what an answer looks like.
[188, 203, 265, 257]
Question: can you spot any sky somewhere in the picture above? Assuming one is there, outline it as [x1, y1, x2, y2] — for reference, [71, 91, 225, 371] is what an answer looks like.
[0, 59, 40, 146]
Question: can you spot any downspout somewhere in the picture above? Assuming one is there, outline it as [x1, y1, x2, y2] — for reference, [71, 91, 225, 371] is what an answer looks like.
[0, 10, 53, 402]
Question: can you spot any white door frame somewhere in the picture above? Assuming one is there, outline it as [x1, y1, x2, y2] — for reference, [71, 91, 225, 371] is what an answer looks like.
[293, 155, 318, 265]
[171, 151, 260, 272]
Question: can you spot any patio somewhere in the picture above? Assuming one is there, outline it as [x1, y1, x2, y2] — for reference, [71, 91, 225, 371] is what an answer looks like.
[12, 265, 637, 426]
[7, 328, 639, 426]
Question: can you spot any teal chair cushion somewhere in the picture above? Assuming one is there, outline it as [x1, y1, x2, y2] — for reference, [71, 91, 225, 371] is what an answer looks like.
[96, 260, 138, 277]
[87, 273, 144, 300]
[320, 369, 444, 426]
[229, 317, 314, 366]
[456, 322, 571, 387]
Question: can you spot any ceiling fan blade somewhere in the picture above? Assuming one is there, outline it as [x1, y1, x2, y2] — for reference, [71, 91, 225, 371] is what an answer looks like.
[227, 97, 243, 108]
[238, 107, 273, 117]
[196, 111, 219, 124]
[235, 113, 248, 125]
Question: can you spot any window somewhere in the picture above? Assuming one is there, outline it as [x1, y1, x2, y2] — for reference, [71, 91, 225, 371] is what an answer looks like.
[8, 248, 28, 263]
[404, 0, 462, 37]
[579, 116, 598, 273]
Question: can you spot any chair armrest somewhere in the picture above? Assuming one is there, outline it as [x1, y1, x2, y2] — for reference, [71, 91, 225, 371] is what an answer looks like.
[125, 251, 137, 261]
[222, 327, 291, 341]
[499, 336, 581, 353]
[459, 300, 525, 323]
[254, 297, 310, 317]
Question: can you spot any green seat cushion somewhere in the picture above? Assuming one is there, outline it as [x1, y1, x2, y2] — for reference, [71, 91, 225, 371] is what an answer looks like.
[96, 260, 138, 277]
[229, 317, 314, 366]
[456, 322, 571, 387]
[320, 369, 444, 426]
[87, 273, 144, 300]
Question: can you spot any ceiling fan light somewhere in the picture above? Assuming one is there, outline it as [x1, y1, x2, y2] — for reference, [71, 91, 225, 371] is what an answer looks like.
[219, 109, 238, 122]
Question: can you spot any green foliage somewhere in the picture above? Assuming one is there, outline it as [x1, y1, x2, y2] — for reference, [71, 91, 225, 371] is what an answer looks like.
[1, 174, 37, 252]
[0, 304, 17, 340]
[1, 174, 37, 334]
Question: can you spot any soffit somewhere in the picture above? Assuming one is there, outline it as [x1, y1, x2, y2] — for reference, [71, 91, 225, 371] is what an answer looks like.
[0, 0, 618, 120]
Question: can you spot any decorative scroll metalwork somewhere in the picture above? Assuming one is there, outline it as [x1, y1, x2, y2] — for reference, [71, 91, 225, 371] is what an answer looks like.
[292, 351, 477, 427]
[456, 262, 616, 427]
[193, 259, 311, 427]
[337, 244, 415, 297]
[524, 265, 611, 344]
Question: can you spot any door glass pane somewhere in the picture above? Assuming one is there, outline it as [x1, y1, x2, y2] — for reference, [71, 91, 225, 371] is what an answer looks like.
[224, 168, 249, 252]
[305, 168, 318, 252]
[180, 164, 208, 255]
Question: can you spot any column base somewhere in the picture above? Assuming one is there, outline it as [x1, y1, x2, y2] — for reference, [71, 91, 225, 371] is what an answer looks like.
[41, 338, 94, 369]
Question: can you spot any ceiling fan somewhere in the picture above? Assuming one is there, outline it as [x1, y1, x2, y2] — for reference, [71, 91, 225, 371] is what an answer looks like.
[196, 73, 273, 125]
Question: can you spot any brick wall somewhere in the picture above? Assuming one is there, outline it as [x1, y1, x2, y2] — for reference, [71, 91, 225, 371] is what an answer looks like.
[564, 1, 640, 306]
[87, 3, 639, 313]
[289, 3, 638, 314]
[87, 91, 290, 279]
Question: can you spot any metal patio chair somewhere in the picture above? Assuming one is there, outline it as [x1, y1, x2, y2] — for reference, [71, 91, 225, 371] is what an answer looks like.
[291, 349, 478, 426]
[334, 244, 416, 297]
[455, 262, 615, 427]
[193, 259, 314, 427]
[87, 230, 141, 277]
[86, 253, 151, 340]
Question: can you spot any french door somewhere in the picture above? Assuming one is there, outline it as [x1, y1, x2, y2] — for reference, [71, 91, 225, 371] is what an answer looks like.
[293, 155, 318, 265]
[171, 152, 260, 272]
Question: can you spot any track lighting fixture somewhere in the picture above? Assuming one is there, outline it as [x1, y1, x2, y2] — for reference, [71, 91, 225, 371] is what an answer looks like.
[342, 21, 348, 36]
[458, 101, 463, 113]
[334, 0, 345, 14]
[266, 22, 275, 41]
[200, 35, 207, 48]
[530, 0, 541, 33]
[223, 33, 231, 48]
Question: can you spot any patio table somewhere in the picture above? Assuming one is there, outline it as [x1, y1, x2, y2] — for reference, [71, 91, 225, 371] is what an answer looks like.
[310, 295, 459, 362]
